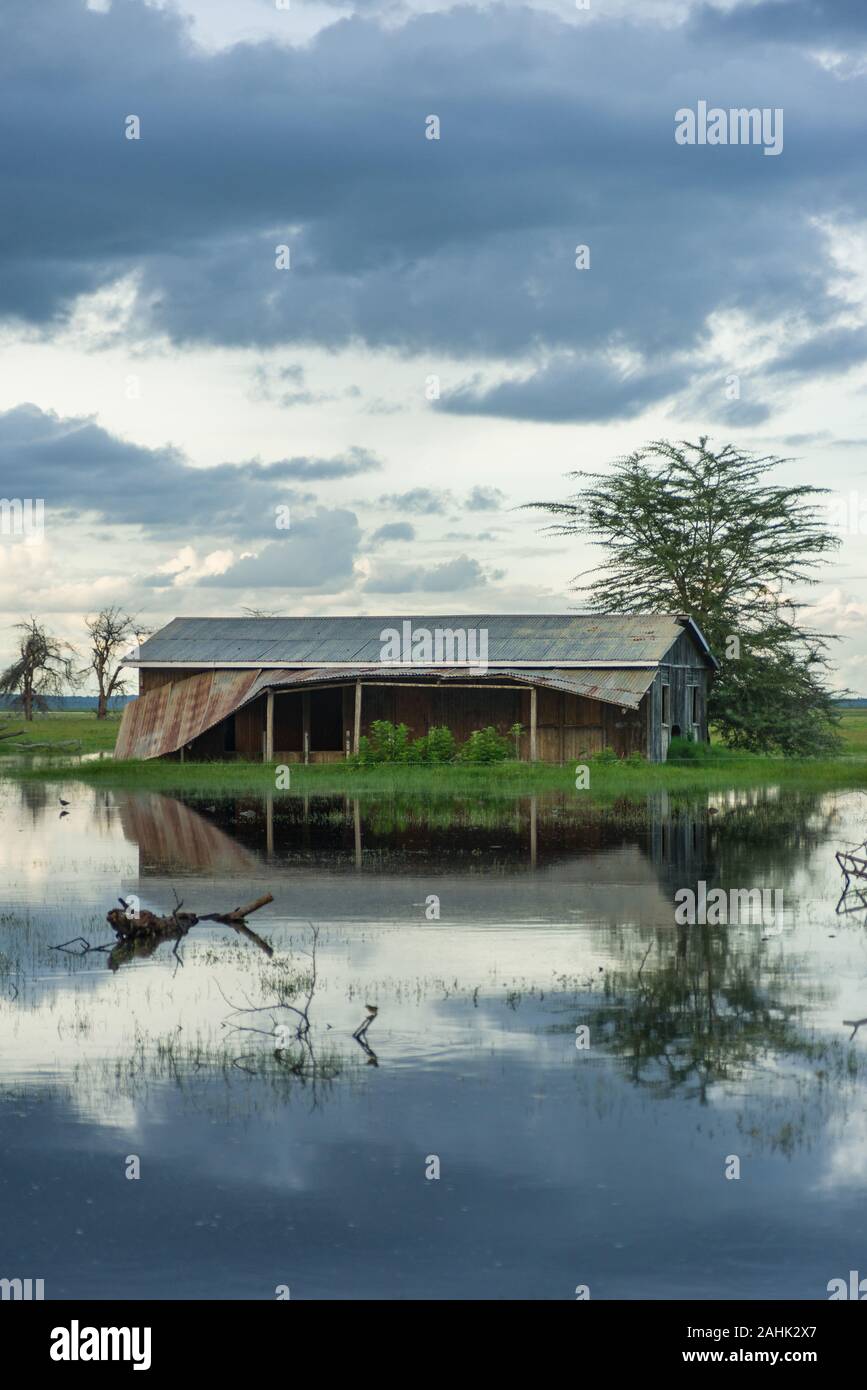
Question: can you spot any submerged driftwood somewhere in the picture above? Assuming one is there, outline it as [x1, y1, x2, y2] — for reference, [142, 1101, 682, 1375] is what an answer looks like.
[836, 842, 867, 917]
[103, 893, 275, 970]
[837, 843, 867, 884]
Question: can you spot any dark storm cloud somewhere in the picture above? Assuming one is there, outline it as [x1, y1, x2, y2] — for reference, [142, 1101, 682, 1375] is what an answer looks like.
[441, 356, 689, 423]
[765, 324, 867, 377]
[376, 486, 510, 514]
[198, 509, 362, 589]
[465, 486, 506, 511]
[0, 403, 379, 536]
[1, 1, 865, 422]
[377, 488, 454, 514]
[692, 0, 867, 43]
[363, 554, 490, 592]
[370, 521, 416, 542]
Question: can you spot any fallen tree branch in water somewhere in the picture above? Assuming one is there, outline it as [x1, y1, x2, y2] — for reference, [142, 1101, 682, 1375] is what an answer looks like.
[51, 936, 112, 955]
[49, 893, 275, 971]
[106, 892, 274, 956]
[843, 1016, 867, 1041]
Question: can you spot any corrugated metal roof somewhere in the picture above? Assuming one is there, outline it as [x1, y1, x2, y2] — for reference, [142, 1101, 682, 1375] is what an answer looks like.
[128, 614, 710, 667]
[115, 670, 260, 760]
[442, 666, 657, 709]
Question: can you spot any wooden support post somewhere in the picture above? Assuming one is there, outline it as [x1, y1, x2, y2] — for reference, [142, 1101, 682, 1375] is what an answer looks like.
[265, 689, 274, 763]
[302, 692, 311, 765]
[529, 686, 537, 763]
[530, 795, 537, 869]
[559, 691, 565, 767]
[353, 680, 362, 755]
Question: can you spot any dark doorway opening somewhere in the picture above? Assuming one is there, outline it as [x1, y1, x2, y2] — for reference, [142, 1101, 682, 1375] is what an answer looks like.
[275, 692, 302, 751]
[311, 687, 343, 750]
[671, 723, 682, 738]
[223, 714, 236, 753]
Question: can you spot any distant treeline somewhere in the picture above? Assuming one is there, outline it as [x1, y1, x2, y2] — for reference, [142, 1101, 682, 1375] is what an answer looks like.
[836, 698, 867, 708]
[0, 695, 134, 711]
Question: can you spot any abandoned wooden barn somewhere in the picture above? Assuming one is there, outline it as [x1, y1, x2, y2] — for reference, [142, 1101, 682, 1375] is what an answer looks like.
[116, 614, 717, 764]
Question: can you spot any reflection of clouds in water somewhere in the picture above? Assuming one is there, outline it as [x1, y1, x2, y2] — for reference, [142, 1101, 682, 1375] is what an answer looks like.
[0, 780, 137, 902]
[4, 785, 867, 1296]
[818, 1110, 867, 1192]
[67, 1090, 141, 1135]
[2, 785, 867, 1139]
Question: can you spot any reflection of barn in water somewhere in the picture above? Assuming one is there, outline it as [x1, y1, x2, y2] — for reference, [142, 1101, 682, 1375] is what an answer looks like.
[122, 790, 715, 927]
[116, 793, 260, 874]
[646, 790, 711, 890]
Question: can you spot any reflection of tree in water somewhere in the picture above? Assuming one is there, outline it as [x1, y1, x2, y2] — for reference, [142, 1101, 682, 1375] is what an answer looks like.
[586, 924, 861, 1153]
[16, 778, 52, 822]
[705, 789, 840, 881]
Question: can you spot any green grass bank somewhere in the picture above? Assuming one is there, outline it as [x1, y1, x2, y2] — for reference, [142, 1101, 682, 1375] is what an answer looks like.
[1, 708, 865, 800]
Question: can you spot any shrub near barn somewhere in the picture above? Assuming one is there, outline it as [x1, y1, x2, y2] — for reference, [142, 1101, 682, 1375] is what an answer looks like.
[354, 720, 519, 765]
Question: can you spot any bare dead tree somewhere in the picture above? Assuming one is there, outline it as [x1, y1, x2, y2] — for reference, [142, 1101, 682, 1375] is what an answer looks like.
[0, 617, 77, 721]
[84, 607, 150, 719]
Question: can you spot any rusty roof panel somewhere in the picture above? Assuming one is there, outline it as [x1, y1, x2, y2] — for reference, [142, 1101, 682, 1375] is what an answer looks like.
[115, 669, 260, 760]
[438, 666, 656, 709]
[521, 666, 657, 708]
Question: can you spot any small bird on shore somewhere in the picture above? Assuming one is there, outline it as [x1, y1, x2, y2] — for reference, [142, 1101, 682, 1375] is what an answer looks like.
[364, 1004, 378, 1017]
[59, 798, 70, 807]
[59, 810, 69, 819]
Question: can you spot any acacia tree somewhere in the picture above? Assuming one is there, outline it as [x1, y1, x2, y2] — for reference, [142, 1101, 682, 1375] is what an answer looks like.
[0, 618, 77, 720]
[84, 607, 149, 719]
[525, 437, 843, 754]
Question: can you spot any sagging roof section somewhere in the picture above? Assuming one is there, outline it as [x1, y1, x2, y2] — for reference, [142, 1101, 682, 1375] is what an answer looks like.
[250, 665, 657, 709]
[126, 613, 715, 669]
[114, 670, 260, 761]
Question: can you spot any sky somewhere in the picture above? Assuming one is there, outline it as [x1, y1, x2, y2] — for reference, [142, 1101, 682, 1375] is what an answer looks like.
[0, 0, 866, 692]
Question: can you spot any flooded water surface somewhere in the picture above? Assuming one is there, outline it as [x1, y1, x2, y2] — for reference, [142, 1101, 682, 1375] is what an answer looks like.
[1, 778, 866, 1300]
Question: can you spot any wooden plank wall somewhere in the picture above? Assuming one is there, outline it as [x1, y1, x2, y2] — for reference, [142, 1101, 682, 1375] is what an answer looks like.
[535, 686, 646, 762]
[235, 695, 265, 756]
[361, 683, 645, 763]
[646, 630, 713, 762]
[362, 684, 526, 744]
